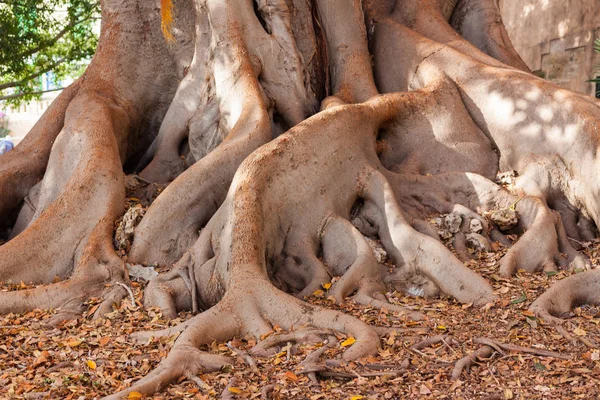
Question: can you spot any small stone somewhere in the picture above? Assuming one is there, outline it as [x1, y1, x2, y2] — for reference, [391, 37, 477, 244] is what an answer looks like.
[466, 233, 491, 252]
[444, 212, 462, 233]
[127, 263, 158, 282]
[406, 286, 425, 297]
[497, 170, 517, 185]
[490, 209, 519, 231]
[469, 218, 483, 234]
[364, 237, 387, 263]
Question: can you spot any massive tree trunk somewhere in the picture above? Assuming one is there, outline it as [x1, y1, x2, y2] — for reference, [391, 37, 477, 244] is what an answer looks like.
[1, 0, 599, 397]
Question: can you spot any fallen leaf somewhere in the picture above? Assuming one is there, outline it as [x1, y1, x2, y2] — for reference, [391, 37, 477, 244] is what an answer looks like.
[341, 337, 356, 347]
[228, 387, 242, 394]
[87, 360, 97, 370]
[449, 379, 463, 391]
[511, 293, 527, 304]
[127, 392, 144, 399]
[322, 282, 332, 290]
[573, 327, 587, 336]
[285, 371, 298, 381]
[99, 336, 111, 346]
[419, 384, 431, 394]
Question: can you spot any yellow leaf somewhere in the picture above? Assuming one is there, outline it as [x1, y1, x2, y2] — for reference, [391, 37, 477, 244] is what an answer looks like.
[67, 340, 82, 347]
[341, 337, 356, 347]
[322, 282, 332, 290]
[127, 392, 144, 399]
[437, 325, 447, 331]
[313, 289, 324, 296]
[87, 360, 97, 370]
[350, 396, 364, 400]
[228, 387, 242, 394]
[574, 327, 587, 336]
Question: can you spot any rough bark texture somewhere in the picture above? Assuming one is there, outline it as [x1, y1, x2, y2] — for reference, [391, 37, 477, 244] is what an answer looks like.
[1, 0, 600, 398]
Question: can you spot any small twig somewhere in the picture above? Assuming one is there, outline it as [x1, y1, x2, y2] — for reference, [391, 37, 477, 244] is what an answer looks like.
[227, 341, 257, 369]
[115, 282, 136, 306]
[186, 371, 208, 391]
[132, 174, 153, 185]
[555, 325, 578, 345]
[45, 361, 74, 374]
[319, 370, 401, 379]
[374, 326, 429, 336]
[440, 336, 457, 354]
[325, 359, 405, 371]
[412, 334, 455, 350]
[409, 347, 451, 363]
[576, 335, 598, 349]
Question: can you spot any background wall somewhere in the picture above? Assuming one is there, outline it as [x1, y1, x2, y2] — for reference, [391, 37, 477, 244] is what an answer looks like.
[500, 0, 600, 96]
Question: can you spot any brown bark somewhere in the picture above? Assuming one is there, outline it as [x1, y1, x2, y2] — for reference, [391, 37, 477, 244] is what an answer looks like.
[1, 0, 600, 398]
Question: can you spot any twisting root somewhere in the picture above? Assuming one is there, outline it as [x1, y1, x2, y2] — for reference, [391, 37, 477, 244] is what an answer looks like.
[0, 79, 81, 226]
[451, 337, 569, 380]
[251, 329, 332, 357]
[451, 345, 494, 380]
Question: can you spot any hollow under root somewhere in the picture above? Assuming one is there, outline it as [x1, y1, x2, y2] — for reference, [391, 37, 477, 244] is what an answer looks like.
[388, 171, 590, 277]
[322, 216, 425, 320]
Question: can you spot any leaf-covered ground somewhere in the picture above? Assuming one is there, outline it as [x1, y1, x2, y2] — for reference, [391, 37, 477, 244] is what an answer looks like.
[2, 241, 600, 400]
[2, 179, 600, 399]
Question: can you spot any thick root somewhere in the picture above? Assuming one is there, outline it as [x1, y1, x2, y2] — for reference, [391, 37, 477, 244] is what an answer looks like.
[0, 80, 81, 229]
[529, 269, 600, 324]
[0, 93, 126, 287]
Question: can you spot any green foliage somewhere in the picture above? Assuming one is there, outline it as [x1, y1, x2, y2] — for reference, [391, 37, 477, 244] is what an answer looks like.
[0, 0, 99, 105]
[0, 111, 8, 137]
[589, 38, 600, 85]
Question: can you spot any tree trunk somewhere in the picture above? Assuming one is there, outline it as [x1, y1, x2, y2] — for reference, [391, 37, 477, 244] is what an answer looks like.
[1, 0, 599, 397]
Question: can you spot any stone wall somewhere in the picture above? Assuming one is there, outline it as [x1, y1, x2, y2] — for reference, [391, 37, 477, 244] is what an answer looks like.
[499, 0, 600, 96]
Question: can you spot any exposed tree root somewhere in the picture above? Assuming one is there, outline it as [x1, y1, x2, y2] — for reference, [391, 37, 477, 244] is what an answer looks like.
[451, 344, 494, 380]
[0, 80, 81, 234]
[530, 269, 600, 324]
[5, 0, 600, 398]
[452, 337, 569, 380]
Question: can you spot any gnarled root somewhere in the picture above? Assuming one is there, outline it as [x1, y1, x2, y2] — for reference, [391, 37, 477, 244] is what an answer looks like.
[129, 0, 322, 266]
[126, 94, 504, 397]
[110, 281, 380, 399]
[452, 337, 569, 380]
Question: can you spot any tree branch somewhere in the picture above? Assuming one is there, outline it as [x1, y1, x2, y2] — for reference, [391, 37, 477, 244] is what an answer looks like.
[0, 87, 65, 101]
[0, 58, 67, 91]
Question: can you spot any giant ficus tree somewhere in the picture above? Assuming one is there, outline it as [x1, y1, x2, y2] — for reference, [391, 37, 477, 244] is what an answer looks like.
[1, 0, 599, 398]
